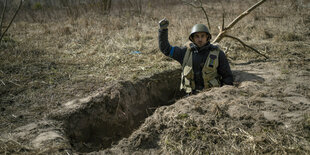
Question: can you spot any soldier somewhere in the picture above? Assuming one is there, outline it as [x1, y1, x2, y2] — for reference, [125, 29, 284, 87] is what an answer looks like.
[158, 18, 233, 94]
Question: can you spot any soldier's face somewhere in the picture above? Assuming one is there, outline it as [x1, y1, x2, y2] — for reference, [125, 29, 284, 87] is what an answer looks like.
[192, 32, 209, 48]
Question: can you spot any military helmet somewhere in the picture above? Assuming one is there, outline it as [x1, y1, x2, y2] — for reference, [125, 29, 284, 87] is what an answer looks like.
[189, 24, 211, 41]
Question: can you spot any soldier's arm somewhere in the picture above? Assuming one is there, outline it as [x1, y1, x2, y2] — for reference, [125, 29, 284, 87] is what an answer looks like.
[158, 29, 187, 64]
[218, 51, 234, 85]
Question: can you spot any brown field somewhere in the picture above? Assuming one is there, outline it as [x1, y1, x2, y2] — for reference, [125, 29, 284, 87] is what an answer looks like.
[0, 0, 310, 154]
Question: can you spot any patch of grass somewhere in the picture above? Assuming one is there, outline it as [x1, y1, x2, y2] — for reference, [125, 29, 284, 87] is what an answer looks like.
[177, 113, 189, 119]
[32, 2, 43, 10]
[303, 114, 310, 131]
[161, 121, 310, 154]
[0, 36, 17, 49]
[274, 32, 303, 42]
[281, 69, 289, 74]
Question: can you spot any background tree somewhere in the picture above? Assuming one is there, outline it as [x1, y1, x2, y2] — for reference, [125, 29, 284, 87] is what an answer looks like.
[0, 0, 22, 43]
[102, 0, 112, 14]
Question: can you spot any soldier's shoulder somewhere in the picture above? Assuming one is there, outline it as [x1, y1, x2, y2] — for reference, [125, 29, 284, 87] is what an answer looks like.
[210, 43, 222, 50]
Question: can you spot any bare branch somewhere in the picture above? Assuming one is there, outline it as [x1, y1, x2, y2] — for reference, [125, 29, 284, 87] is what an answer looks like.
[181, 0, 211, 32]
[212, 0, 267, 43]
[219, 0, 225, 31]
[0, 0, 22, 43]
[182, 0, 268, 59]
[0, 0, 7, 35]
[226, 0, 266, 30]
[126, 0, 134, 8]
[225, 35, 268, 59]
[0, 79, 5, 86]
[198, 0, 211, 32]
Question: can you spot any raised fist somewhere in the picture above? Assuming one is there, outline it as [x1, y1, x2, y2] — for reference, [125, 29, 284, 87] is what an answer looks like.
[159, 18, 169, 30]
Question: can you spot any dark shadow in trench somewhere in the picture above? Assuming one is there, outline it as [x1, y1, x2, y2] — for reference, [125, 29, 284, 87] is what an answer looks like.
[64, 69, 264, 153]
[232, 70, 265, 83]
[64, 69, 183, 153]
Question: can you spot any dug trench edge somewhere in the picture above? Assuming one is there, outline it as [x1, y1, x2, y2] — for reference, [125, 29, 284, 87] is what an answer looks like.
[48, 68, 183, 153]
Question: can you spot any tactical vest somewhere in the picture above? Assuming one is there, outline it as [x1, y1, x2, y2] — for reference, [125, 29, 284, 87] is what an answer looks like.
[180, 43, 220, 93]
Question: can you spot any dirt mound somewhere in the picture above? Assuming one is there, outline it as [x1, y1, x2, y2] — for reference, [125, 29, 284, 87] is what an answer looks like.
[0, 69, 184, 154]
[92, 60, 310, 154]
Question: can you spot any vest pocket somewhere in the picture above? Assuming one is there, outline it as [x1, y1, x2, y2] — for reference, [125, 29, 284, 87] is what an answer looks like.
[203, 70, 219, 88]
[181, 66, 194, 93]
[203, 70, 216, 80]
[208, 78, 220, 87]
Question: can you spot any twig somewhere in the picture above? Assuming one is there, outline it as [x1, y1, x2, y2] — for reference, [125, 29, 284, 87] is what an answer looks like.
[0, 79, 5, 85]
[219, 0, 225, 31]
[226, 0, 266, 30]
[8, 80, 21, 87]
[6, 139, 33, 151]
[181, 0, 211, 32]
[126, 0, 133, 8]
[198, 0, 211, 32]
[212, 0, 267, 43]
[223, 43, 231, 54]
[0, 0, 23, 43]
[225, 34, 268, 59]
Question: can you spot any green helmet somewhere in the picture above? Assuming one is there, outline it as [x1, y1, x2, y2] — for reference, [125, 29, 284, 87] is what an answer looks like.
[189, 24, 211, 41]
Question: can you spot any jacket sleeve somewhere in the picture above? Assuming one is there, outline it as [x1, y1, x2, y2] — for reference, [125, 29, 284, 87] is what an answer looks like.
[218, 51, 234, 85]
[158, 29, 187, 65]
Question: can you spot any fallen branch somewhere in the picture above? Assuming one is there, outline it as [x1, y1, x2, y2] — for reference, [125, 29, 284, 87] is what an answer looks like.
[225, 34, 268, 59]
[211, 0, 268, 58]
[0, 0, 23, 43]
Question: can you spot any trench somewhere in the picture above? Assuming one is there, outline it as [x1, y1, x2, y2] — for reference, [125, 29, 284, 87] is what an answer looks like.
[63, 69, 184, 153]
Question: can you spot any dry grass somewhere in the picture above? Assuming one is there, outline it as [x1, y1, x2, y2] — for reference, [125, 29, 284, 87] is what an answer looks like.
[161, 124, 310, 154]
[160, 113, 310, 154]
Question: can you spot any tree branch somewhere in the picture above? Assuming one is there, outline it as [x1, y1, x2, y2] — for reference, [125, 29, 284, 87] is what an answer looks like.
[181, 0, 268, 59]
[226, 0, 266, 30]
[198, 0, 211, 32]
[181, 0, 211, 32]
[219, 0, 225, 31]
[225, 34, 268, 59]
[0, 0, 22, 43]
[212, 0, 267, 43]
